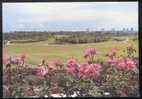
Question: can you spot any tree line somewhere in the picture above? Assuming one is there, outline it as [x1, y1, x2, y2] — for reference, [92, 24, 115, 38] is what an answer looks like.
[3, 31, 138, 44]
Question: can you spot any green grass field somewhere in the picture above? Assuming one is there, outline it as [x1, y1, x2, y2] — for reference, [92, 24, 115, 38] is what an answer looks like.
[3, 37, 138, 65]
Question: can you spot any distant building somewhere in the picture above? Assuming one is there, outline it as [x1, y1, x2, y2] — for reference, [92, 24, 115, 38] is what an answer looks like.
[130, 27, 134, 31]
[122, 28, 126, 31]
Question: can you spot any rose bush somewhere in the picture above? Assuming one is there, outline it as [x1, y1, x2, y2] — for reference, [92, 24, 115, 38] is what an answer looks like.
[3, 45, 139, 97]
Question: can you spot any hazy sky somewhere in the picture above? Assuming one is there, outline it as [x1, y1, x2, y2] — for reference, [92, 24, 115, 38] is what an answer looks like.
[2, 2, 138, 32]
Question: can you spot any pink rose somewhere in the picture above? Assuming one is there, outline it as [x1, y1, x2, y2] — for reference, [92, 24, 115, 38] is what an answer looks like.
[84, 48, 96, 58]
[116, 57, 126, 70]
[52, 58, 62, 66]
[36, 65, 48, 78]
[126, 58, 136, 71]
[66, 58, 79, 75]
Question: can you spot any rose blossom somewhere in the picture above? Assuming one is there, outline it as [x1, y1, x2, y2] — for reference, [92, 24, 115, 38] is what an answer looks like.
[78, 63, 101, 77]
[115, 57, 136, 71]
[126, 58, 136, 71]
[66, 58, 79, 75]
[52, 58, 62, 66]
[78, 63, 88, 77]
[11, 55, 20, 65]
[86, 63, 101, 76]
[36, 65, 48, 78]
[66, 67, 76, 75]
[84, 48, 96, 58]
[116, 57, 126, 70]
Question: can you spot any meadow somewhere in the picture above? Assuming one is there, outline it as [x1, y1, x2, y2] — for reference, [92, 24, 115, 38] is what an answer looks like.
[3, 36, 138, 65]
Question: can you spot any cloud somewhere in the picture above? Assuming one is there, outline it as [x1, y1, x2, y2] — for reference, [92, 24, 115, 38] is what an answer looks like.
[2, 2, 138, 32]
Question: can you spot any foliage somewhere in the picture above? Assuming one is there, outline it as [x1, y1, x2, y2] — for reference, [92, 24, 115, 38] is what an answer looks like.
[3, 45, 139, 97]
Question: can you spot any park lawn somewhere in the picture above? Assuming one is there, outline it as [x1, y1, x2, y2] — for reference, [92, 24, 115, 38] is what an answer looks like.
[3, 40, 138, 65]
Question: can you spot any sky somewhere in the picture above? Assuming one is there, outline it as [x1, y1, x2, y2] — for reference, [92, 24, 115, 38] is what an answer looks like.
[2, 2, 138, 32]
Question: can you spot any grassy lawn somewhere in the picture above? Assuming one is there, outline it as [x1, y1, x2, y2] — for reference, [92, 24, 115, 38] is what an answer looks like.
[3, 37, 138, 65]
